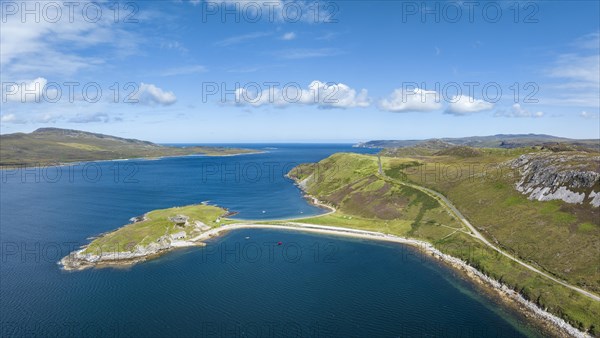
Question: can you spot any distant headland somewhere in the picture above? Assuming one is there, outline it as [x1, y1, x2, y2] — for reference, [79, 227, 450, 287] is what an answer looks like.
[0, 128, 259, 168]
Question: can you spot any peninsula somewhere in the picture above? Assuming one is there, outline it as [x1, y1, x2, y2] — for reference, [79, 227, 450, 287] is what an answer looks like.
[0, 128, 258, 168]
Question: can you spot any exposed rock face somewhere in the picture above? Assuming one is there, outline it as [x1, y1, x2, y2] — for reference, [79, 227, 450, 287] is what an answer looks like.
[509, 153, 600, 207]
[60, 235, 175, 270]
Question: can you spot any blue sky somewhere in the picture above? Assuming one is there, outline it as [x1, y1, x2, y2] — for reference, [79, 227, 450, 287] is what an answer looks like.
[1, 0, 599, 142]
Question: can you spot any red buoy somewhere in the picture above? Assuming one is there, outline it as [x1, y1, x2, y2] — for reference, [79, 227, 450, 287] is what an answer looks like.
[277, 241, 283, 246]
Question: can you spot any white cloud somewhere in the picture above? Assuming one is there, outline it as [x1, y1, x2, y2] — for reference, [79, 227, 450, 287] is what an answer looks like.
[547, 54, 599, 84]
[0, 2, 140, 78]
[2, 78, 48, 103]
[494, 104, 544, 118]
[234, 81, 369, 109]
[379, 87, 442, 113]
[282, 32, 296, 40]
[445, 95, 494, 115]
[0, 114, 27, 124]
[543, 32, 600, 108]
[580, 111, 600, 119]
[133, 83, 177, 106]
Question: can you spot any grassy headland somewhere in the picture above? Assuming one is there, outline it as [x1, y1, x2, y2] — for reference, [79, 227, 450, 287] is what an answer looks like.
[0, 128, 257, 167]
[288, 150, 600, 334]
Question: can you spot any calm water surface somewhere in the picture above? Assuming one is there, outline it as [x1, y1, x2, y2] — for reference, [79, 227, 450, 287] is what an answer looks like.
[0, 144, 541, 337]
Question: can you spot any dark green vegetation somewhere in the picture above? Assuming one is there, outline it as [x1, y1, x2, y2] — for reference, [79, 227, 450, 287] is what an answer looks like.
[0, 128, 256, 167]
[357, 134, 599, 152]
[289, 148, 600, 334]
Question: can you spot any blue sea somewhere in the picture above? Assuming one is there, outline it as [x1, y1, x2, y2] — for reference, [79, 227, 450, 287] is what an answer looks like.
[0, 144, 541, 337]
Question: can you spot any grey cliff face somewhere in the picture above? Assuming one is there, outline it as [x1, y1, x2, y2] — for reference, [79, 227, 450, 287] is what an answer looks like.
[509, 153, 600, 207]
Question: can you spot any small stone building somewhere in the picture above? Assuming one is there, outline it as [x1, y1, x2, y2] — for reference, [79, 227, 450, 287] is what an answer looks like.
[169, 215, 189, 227]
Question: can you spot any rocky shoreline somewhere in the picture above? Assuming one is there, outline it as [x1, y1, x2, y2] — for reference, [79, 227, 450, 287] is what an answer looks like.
[423, 240, 591, 338]
[59, 235, 207, 271]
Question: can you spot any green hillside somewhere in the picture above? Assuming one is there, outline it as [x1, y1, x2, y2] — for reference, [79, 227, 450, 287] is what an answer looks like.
[0, 128, 256, 167]
[289, 149, 600, 334]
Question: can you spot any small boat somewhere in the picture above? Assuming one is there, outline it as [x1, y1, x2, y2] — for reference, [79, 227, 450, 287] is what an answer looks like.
[245, 236, 250, 240]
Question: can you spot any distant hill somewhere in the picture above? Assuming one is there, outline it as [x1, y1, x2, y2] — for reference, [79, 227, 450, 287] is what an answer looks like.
[0, 128, 255, 167]
[356, 134, 599, 151]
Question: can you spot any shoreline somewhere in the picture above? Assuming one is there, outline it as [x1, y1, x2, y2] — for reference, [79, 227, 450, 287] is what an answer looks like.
[59, 221, 590, 337]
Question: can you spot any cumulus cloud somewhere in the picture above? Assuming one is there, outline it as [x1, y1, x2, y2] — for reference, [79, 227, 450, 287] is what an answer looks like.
[379, 87, 442, 113]
[445, 95, 494, 115]
[68, 112, 111, 123]
[494, 104, 544, 118]
[2, 78, 48, 103]
[234, 81, 369, 109]
[133, 83, 177, 106]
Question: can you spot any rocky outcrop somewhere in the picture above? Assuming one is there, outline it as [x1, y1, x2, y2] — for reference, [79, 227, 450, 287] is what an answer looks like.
[509, 153, 600, 207]
[60, 234, 178, 270]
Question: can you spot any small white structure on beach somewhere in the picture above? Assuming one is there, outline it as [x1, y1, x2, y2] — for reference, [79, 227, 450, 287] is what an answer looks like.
[170, 231, 186, 240]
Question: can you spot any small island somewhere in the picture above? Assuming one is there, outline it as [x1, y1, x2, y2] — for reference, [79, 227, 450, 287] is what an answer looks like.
[60, 204, 235, 270]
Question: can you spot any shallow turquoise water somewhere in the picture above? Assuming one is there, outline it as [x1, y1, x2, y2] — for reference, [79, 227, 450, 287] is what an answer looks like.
[0, 144, 540, 337]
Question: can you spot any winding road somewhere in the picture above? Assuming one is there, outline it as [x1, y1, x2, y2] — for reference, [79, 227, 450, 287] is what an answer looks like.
[377, 156, 600, 302]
